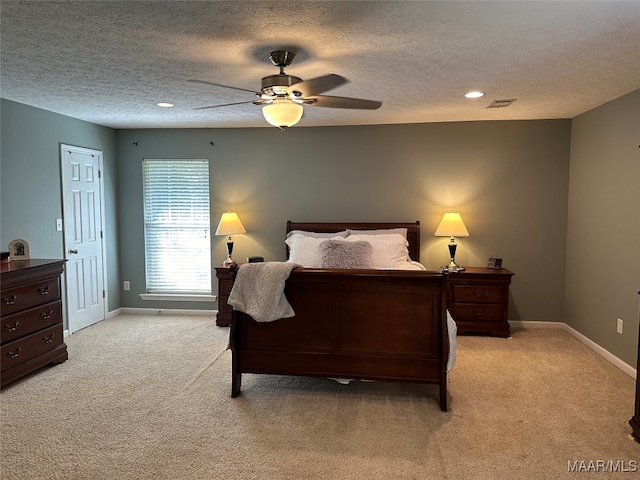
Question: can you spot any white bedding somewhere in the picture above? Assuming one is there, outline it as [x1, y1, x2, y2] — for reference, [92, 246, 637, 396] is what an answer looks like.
[286, 232, 426, 270]
[227, 262, 301, 323]
[446, 309, 457, 372]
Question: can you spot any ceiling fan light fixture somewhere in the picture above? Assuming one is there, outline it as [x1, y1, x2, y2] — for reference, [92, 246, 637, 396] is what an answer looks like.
[262, 98, 304, 129]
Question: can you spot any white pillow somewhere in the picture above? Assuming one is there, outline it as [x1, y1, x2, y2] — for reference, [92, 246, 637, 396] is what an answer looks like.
[286, 229, 348, 239]
[347, 227, 408, 238]
[346, 233, 411, 269]
[285, 234, 343, 267]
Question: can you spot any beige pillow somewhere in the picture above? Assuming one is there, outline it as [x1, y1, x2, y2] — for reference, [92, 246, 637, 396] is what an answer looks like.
[319, 239, 374, 269]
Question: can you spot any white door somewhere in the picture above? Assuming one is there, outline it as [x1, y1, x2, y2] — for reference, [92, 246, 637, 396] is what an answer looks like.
[60, 145, 106, 333]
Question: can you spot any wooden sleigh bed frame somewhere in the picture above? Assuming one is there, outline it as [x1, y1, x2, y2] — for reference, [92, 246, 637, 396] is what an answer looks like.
[229, 221, 451, 411]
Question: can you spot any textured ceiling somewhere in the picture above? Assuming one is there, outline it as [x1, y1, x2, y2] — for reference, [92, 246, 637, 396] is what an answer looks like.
[1, 1, 639, 129]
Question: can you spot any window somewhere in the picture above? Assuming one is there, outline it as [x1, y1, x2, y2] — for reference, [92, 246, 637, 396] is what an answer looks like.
[142, 159, 211, 295]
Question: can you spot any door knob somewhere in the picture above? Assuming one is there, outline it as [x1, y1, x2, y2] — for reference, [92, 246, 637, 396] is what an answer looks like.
[68, 249, 78, 254]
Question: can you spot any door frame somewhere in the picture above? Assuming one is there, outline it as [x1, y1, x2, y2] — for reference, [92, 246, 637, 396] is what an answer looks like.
[60, 143, 108, 333]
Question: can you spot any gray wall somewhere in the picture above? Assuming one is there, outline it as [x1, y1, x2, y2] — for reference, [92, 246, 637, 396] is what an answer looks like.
[4, 94, 637, 366]
[565, 89, 640, 366]
[0, 99, 120, 320]
[116, 120, 571, 320]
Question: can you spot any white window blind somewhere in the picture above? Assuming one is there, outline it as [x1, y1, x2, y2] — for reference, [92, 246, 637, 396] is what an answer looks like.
[142, 159, 211, 294]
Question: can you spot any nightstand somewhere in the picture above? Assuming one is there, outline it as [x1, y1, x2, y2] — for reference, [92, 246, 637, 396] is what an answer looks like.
[445, 267, 515, 337]
[214, 266, 234, 327]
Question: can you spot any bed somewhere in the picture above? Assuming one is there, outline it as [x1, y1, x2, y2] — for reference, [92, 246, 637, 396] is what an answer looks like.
[228, 221, 452, 411]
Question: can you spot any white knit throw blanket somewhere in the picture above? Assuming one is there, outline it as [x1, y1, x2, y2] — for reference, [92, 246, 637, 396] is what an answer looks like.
[227, 262, 301, 322]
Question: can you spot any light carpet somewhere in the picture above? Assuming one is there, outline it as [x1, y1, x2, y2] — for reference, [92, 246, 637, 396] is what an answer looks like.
[1, 314, 638, 479]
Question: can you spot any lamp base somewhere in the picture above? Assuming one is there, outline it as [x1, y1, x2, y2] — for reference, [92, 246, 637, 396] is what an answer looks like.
[443, 241, 465, 272]
[222, 239, 236, 266]
[441, 266, 465, 273]
[222, 257, 236, 267]
[442, 259, 465, 272]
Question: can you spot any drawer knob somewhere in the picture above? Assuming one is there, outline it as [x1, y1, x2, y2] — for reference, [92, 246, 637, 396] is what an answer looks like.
[472, 290, 486, 298]
[4, 321, 19, 332]
[2, 294, 17, 305]
[7, 347, 21, 359]
[43, 333, 56, 344]
[40, 310, 53, 320]
[473, 309, 485, 316]
[38, 286, 50, 295]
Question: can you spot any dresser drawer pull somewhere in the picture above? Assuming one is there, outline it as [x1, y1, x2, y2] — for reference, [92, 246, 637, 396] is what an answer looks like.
[7, 347, 21, 359]
[4, 321, 19, 332]
[43, 333, 56, 344]
[38, 286, 50, 295]
[2, 294, 17, 305]
[473, 309, 485, 316]
[40, 310, 54, 320]
[472, 290, 486, 298]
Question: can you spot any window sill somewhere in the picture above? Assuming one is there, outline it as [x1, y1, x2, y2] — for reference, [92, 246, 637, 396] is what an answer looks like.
[139, 294, 216, 302]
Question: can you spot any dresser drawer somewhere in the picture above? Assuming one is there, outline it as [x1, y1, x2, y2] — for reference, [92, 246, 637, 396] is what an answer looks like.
[451, 303, 505, 322]
[452, 285, 504, 304]
[0, 278, 61, 316]
[1, 323, 64, 373]
[1, 300, 62, 344]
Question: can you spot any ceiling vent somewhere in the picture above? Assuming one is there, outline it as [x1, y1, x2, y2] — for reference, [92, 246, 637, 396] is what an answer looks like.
[487, 99, 516, 109]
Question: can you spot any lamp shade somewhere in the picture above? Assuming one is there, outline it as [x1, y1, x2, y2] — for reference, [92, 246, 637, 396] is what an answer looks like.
[262, 98, 304, 128]
[215, 212, 246, 236]
[434, 212, 469, 237]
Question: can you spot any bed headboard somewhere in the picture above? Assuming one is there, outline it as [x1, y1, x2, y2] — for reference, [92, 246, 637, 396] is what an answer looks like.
[286, 221, 421, 262]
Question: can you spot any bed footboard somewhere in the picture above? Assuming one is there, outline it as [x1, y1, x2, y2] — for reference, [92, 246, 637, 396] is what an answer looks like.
[229, 267, 449, 411]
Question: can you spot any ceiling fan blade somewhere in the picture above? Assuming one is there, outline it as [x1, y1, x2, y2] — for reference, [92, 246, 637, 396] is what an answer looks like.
[188, 79, 260, 95]
[305, 95, 382, 110]
[287, 74, 348, 97]
[194, 100, 261, 110]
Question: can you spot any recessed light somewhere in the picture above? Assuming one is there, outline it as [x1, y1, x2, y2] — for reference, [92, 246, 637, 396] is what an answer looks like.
[156, 102, 174, 108]
[464, 91, 485, 99]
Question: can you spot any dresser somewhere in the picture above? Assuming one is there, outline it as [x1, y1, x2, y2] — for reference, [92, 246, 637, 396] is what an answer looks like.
[214, 266, 234, 327]
[1, 259, 68, 387]
[445, 267, 514, 337]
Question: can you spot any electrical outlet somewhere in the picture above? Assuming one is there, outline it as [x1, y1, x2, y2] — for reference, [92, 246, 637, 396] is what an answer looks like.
[616, 318, 623, 334]
[123, 281, 130, 291]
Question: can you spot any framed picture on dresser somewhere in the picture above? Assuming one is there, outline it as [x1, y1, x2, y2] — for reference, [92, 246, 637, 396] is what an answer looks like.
[8, 239, 29, 260]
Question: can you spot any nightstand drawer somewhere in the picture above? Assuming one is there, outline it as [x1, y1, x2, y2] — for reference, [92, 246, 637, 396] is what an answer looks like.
[452, 285, 504, 304]
[445, 267, 514, 337]
[451, 304, 505, 322]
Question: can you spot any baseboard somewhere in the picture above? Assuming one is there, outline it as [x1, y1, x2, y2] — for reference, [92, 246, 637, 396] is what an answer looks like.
[120, 307, 217, 316]
[510, 320, 637, 379]
[107, 308, 122, 319]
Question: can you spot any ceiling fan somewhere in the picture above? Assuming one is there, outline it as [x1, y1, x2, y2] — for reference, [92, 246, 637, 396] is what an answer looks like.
[188, 50, 382, 129]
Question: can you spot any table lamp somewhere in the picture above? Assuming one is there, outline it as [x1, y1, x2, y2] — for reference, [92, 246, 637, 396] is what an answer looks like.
[434, 212, 469, 272]
[215, 212, 246, 266]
